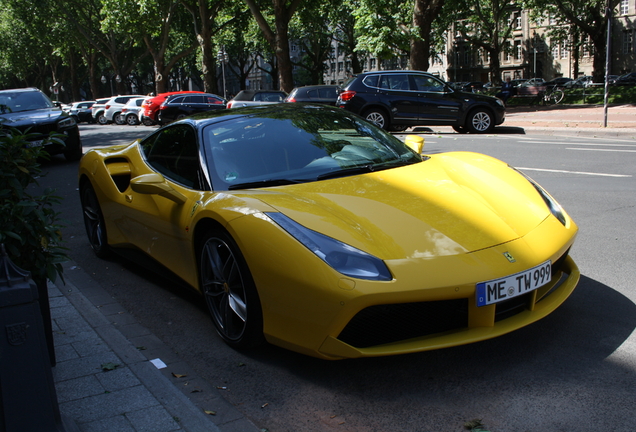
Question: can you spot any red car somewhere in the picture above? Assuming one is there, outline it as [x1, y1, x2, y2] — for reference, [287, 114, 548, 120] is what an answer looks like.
[141, 91, 203, 125]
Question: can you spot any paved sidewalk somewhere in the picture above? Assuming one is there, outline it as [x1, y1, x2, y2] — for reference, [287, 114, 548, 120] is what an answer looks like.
[49, 261, 261, 432]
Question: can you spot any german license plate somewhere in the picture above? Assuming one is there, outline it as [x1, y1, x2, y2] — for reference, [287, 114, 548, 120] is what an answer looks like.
[476, 260, 551, 307]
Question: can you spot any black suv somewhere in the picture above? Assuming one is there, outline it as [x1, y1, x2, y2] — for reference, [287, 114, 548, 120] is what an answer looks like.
[0, 88, 83, 160]
[337, 70, 505, 133]
[157, 93, 226, 125]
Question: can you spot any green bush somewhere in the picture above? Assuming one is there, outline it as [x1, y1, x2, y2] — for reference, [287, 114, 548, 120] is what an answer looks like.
[0, 128, 68, 284]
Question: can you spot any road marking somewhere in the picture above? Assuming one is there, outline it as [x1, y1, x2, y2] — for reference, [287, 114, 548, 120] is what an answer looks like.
[517, 167, 632, 178]
[519, 140, 636, 148]
[566, 147, 636, 153]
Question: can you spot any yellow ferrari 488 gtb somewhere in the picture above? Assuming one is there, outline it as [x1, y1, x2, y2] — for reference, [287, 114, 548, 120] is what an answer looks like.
[78, 104, 579, 359]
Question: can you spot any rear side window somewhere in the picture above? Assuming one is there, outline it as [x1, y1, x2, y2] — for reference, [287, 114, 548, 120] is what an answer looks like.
[379, 75, 410, 90]
[362, 75, 379, 88]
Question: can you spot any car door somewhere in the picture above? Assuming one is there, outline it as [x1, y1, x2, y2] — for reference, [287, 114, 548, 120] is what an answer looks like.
[121, 124, 206, 285]
[412, 74, 462, 124]
[376, 74, 420, 123]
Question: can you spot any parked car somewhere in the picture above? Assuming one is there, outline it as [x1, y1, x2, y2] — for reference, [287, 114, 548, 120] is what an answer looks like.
[226, 90, 287, 108]
[0, 87, 83, 161]
[140, 91, 204, 125]
[102, 95, 146, 125]
[613, 72, 636, 86]
[336, 70, 505, 133]
[66, 101, 96, 123]
[157, 93, 226, 124]
[564, 76, 593, 88]
[91, 98, 111, 124]
[519, 78, 545, 87]
[285, 85, 340, 105]
[509, 79, 528, 88]
[78, 103, 579, 359]
[120, 97, 147, 125]
[544, 77, 573, 89]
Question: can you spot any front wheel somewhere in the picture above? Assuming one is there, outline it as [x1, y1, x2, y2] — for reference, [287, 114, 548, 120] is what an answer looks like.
[546, 89, 564, 104]
[199, 228, 264, 349]
[466, 109, 494, 134]
[80, 182, 110, 258]
[114, 112, 125, 125]
[363, 108, 389, 130]
[97, 114, 108, 125]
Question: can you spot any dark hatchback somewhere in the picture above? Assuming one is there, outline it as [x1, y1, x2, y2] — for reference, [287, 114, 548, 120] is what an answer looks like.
[0, 87, 83, 161]
[285, 85, 340, 105]
[157, 93, 226, 125]
[337, 70, 505, 133]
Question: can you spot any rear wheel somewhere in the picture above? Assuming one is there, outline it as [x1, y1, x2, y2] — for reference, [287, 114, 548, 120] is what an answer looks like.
[126, 114, 139, 125]
[363, 108, 389, 130]
[80, 182, 110, 258]
[466, 108, 494, 134]
[198, 228, 264, 349]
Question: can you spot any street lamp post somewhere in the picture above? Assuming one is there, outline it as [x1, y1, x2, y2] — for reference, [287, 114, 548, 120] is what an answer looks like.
[218, 47, 228, 99]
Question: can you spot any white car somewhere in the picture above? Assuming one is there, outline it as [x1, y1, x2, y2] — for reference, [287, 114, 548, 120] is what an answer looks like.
[120, 97, 147, 125]
[101, 95, 146, 125]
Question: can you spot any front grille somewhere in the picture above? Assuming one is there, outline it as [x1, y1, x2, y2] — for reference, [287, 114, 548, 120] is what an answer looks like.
[337, 299, 469, 348]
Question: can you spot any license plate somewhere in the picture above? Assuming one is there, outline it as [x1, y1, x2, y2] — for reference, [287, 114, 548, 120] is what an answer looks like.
[476, 260, 552, 307]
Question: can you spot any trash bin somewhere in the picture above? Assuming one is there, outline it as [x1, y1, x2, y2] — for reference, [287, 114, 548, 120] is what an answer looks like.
[0, 245, 65, 432]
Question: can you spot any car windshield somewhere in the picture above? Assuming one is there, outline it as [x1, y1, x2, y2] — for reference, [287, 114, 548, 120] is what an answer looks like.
[0, 91, 54, 113]
[203, 107, 423, 191]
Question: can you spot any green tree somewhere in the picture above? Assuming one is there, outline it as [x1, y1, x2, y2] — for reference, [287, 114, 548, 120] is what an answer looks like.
[451, 0, 518, 84]
[523, 0, 618, 82]
[244, 0, 303, 92]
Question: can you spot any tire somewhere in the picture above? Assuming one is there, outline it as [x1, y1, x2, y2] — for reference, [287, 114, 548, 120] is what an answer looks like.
[363, 108, 389, 130]
[80, 182, 110, 258]
[466, 108, 494, 134]
[114, 112, 125, 125]
[63, 135, 83, 161]
[547, 89, 564, 104]
[198, 228, 264, 349]
[452, 125, 469, 134]
[389, 125, 408, 132]
[97, 113, 108, 125]
[142, 117, 155, 126]
[126, 114, 139, 125]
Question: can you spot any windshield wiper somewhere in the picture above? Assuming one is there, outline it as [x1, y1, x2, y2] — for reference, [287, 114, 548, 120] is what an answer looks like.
[228, 178, 309, 190]
[316, 159, 418, 181]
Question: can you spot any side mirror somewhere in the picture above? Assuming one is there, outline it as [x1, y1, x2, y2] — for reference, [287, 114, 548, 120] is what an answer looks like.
[404, 135, 424, 155]
[130, 173, 187, 204]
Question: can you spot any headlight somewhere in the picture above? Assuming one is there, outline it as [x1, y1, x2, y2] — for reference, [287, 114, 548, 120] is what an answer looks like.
[267, 212, 393, 281]
[514, 168, 567, 226]
[57, 116, 77, 129]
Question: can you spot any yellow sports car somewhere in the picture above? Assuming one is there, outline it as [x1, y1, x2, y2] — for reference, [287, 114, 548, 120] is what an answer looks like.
[78, 104, 579, 360]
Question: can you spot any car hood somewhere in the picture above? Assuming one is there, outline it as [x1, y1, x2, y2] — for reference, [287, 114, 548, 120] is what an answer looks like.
[0, 108, 64, 127]
[249, 152, 551, 260]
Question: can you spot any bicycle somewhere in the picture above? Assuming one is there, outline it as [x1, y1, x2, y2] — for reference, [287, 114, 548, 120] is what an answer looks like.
[540, 87, 565, 105]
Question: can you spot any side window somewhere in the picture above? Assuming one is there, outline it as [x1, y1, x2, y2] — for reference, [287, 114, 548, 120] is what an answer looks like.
[141, 125, 201, 189]
[379, 74, 410, 90]
[413, 76, 445, 92]
[307, 90, 318, 98]
[171, 96, 186, 104]
[362, 75, 379, 88]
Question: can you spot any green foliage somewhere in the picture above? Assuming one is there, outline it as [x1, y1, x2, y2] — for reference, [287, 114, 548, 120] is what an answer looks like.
[0, 129, 68, 284]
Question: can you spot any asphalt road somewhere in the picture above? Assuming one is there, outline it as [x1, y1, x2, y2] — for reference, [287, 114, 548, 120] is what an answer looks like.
[42, 123, 636, 432]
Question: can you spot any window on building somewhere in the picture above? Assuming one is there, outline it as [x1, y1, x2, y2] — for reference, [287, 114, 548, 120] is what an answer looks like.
[370, 58, 376, 69]
[561, 40, 569, 59]
[330, 63, 336, 74]
[515, 40, 522, 60]
[516, 14, 522, 29]
[338, 62, 343, 73]
[620, 0, 629, 15]
[623, 30, 633, 54]
[551, 40, 559, 59]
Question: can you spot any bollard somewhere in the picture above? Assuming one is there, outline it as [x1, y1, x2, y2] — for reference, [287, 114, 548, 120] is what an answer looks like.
[0, 245, 65, 432]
